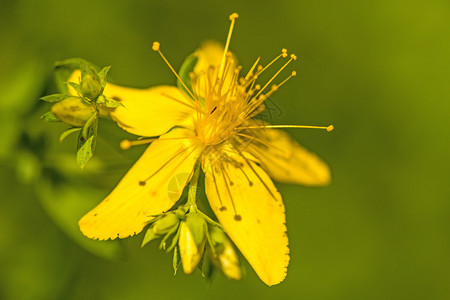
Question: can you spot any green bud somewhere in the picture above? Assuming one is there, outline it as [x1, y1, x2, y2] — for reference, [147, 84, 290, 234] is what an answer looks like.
[51, 96, 96, 127]
[179, 212, 207, 274]
[209, 227, 241, 280]
[80, 64, 103, 100]
[152, 212, 180, 235]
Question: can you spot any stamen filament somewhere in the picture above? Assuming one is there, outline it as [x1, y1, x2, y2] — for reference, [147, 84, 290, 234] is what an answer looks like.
[277, 71, 297, 89]
[152, 41, 198, 101]
[236, 124, 334, 132]
[120, 136, 198, 150]
[161, 92, 203, 113]
[245, 57, 261, 80]
[254, 54, 297, 99]
[218, 13, 239, 79]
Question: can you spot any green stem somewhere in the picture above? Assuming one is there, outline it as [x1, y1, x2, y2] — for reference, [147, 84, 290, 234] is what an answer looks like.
[186, 164, 201, 209]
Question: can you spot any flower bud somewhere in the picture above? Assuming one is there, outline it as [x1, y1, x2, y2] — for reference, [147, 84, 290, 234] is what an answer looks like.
[209, 227, 241, 280]
[142, 212, 181, 247]
[179, 212, 207, 274]
[80, 66, 103, 100]
[152, 212, 179, 234]
[51, 96, 96, 127]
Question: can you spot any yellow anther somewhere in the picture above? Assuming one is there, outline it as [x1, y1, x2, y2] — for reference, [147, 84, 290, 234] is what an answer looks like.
[290, 54, 297, 60]
[292, 71, 297, 76]
[255, 84, 261, 90]
[257, 65, 263, 71]
[152, 41, 160, 51]
[120, 139, 131, 150]
[229, 13, 239, 20]
[271, 85, 278, 91]
[327, 125, 334, 132]
[282, 48, 288, 58]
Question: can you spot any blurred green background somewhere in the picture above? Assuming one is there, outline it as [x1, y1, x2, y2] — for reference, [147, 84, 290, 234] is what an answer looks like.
[1, 0, 449, 299]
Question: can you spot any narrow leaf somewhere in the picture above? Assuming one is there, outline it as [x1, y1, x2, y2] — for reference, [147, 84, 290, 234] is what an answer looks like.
[76, 135, 94, 169]
[40, 94, 71, 103]
[67, 81, 82, 95]
[98, 66, 111, 89]
[59, 127, 82, 143]
[173, 246, 180, 275]
[104, 96, 123, 108]
[81, 112, 98, 140]
[40, 111, 61, 122]
[141, 228, 159, 247]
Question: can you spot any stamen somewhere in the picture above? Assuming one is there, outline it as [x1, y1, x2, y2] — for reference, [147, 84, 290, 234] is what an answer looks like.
[237, 165, 253, 186]
[152, 41, 198, 101]
[161, 92, 202, 113]
[139, 146, 188, 184]
[276, 70, 297, 89]
[236, 124, 335, 131]
[254, 51, 285, 78]
[120, 136, 198, 150]
[218, 13, 239, 79]
[254, 53, 297, 99]
[236, 133, 287, 155]
[210, 161, 226, 211]
[219, 161, 241, 220]
[140, 144, 199, 186]
[244, 57, 261, 80]
[233, 146, 278, 201]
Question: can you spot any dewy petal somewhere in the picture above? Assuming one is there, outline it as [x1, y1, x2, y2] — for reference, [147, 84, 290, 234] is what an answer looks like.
[246, 128, 331, 185]
[79, 128, 202, 240]
[202, 148, 289, 286]
[68, 71, 196, 137]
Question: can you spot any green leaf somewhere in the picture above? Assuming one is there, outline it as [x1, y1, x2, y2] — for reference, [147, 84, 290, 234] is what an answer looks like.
[173, 246, 180, 275]
[67, 81, 82, 95]
[76, 135, 95, 169]
[98, 66, 111, 89]
[76, 118, 98, 169]
[59, 127, 82, 143]
[103, 96, 123, 108]
[40, 94, 71, 103]
[141, 228, 159, 247]
[81, 112, 98, 140]
[40, 111, 61, 122]
[177, 55, 198, 98]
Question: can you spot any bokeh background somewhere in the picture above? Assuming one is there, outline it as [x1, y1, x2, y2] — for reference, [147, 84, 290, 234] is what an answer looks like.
[1, 0, 449, 299]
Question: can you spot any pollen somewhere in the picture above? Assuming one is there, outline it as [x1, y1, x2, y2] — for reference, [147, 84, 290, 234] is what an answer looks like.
[229, 13, 239, 20]
[120, 139, 131, 150]
[152, 41, 160, 51]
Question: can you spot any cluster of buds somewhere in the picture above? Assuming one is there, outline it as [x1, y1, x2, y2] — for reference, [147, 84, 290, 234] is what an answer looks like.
[40, 59, 121, 168]
[142, 206, 241, 280]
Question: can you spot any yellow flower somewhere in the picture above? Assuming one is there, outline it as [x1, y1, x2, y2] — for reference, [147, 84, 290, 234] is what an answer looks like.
[76, 13, 332, 286]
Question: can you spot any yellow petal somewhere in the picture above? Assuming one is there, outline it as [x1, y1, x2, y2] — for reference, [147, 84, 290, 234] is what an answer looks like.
[190, 41, 237, 98]
[78, 128, 202, 240]
[68, 71, 196, 137]
[246, 128, 331, 185]
[203, 148, 289, 286]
